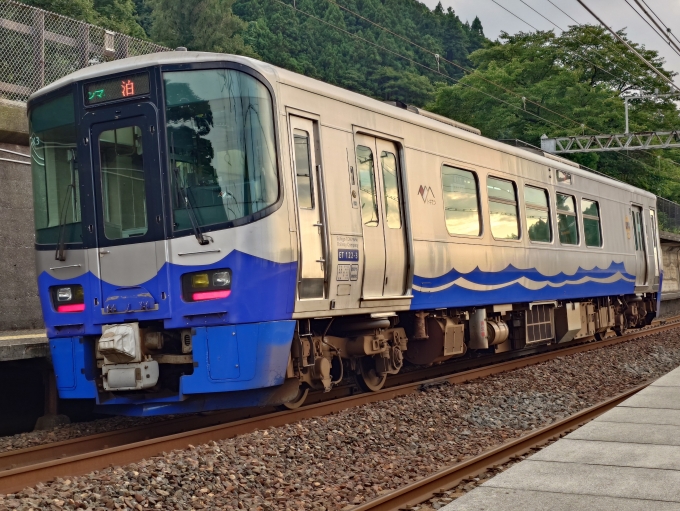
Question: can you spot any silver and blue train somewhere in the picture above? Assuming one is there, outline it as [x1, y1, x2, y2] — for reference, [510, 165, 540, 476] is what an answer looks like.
[29, 51, 661, 416]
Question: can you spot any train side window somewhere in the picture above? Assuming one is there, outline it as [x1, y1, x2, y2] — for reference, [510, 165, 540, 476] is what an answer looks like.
[487, 176, 519, 240]
[381, 151, 401, 229]
[582, 199, 602, 247]
[650, 209, 660, 277]
[556, 193, 578, 245]
[293, 130, 314, 209]
[356, 145, 379, 227]
[524, 186, 552, 243]
[441, 165, 481, 236]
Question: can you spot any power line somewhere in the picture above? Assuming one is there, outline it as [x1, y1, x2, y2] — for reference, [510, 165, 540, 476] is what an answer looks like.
[489, 0, 539, 31]
[624, 0, 680, 57]
[324, 0, 600, 133]
[574, 0, 680, 92]
[509, 0, 647, 88]
[544, 0, 661, 91]
[270, 0, 570, 132]
[495, 0, 680, 171]
[273, 0, 680, 179]
[636, 0, 680, 48]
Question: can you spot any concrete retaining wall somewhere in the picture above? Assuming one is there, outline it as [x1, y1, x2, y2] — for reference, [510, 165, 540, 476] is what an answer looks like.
[0, 100, 43, 330]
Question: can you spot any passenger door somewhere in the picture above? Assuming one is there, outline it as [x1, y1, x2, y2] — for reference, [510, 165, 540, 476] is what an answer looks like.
[86, 102, 168, 317]
[355, 134, 408, 298]
[290, 116, 326, 299]
[631, 205, 648, 286]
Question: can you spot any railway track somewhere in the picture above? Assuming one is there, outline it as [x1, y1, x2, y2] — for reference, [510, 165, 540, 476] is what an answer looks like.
[0, 318, 677, 494]
[351, 381, 649, 511]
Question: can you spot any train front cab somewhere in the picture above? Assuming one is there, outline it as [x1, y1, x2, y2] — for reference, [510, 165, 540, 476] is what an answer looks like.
[31, 58, 303, 415]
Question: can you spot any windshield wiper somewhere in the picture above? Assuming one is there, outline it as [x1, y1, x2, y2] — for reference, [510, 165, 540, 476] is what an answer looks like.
[170, 133, 210, 246]
[55, 149, 78, 261]
[55, 184, 75, 261]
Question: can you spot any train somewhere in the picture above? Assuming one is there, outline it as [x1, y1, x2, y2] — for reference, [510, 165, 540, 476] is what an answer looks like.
[28, 51, 661, 416]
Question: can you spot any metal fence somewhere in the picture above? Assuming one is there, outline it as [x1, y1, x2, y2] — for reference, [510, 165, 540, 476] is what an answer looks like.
[0, 0, 169, 103]
[657, 197, 680, 234]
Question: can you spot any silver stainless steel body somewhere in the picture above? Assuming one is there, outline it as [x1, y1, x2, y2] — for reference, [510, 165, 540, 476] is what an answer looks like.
[31, 52, 661, 415]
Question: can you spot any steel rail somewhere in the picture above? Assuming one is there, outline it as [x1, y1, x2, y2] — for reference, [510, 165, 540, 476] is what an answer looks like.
[351, 381, 650, 511]
[0, 320, 676, 494]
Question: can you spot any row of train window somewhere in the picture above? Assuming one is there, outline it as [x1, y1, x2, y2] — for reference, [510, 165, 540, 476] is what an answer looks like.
[442, 166, 603, 247]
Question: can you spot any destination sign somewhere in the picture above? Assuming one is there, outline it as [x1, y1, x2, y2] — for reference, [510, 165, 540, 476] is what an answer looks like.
[85, 72, 150, 105]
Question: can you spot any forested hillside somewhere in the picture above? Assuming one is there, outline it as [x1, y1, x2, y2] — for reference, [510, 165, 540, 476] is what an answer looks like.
[17, 0, 680, 201]
[21, 0, 485, 107]
[232, 0, 484, 104]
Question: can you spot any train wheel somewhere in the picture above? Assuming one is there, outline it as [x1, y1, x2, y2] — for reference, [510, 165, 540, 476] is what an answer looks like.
[356, 356, 387, 392]
[282, 386, 309, 410]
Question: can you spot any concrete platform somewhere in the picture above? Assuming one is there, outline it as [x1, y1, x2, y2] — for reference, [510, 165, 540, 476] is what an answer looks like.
[443, 365, 680, 511]
[0, 330, 48, 361]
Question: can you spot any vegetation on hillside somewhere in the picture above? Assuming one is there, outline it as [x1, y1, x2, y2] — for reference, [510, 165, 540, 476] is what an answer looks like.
[18, 0, 680, 201]
[428, 27, 680, 200]
[19, 0, 147, 38]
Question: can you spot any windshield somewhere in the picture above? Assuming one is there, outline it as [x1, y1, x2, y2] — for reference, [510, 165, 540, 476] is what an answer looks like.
[164, 69, 279, 231]
[29, 93, 81, 245]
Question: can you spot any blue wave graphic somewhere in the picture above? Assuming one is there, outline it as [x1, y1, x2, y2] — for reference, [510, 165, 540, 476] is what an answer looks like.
[411, 260, 637, 310]
[413, 261, 635, 289]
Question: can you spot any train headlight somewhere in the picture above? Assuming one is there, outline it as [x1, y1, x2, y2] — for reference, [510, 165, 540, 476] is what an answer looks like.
[50, 285, 85, 313]
[57, 287, 72, 302]
[182, 269, 232, 302]
[212, 271, 231, 287]
[191, 273, 210, 288]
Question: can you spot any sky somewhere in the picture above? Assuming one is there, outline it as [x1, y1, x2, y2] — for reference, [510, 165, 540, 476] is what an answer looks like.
[421, 0, 680, 87]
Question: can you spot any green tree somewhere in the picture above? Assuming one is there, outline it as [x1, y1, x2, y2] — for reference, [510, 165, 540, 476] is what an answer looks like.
[429, 27, 680, 200]
[18, 0, 99, 22]
[19, 0, 147, 37]
[94, 0, 147, 37]
[233, 0, 485, 106]
[147, 0, 257, 56]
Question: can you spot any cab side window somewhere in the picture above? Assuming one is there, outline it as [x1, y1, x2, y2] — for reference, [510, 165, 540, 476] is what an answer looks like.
[582, 199, 602, 247]
[524, 186, 551, 242]
[488, 176, 519, 240]
[557, 193, 578, 245]
[441, 165, 481, 236]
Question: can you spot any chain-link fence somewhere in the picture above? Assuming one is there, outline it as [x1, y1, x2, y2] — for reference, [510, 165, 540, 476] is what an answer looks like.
[0, 0, 169, 103]
[657, 197, 680, 234]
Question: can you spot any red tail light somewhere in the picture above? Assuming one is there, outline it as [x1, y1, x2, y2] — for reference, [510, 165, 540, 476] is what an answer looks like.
[57, 303, 85, 313]
[192, 290, 231, 301]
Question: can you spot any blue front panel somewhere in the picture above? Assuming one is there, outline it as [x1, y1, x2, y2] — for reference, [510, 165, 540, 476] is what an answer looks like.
[89, 321, 295, 415]
[38, 250, 297, 337]
[412, 261, 636, 309]
[181, 321, 295, 394]
[49, 337, 97, 398]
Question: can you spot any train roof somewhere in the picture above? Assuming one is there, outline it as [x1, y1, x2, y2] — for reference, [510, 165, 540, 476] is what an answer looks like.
[31, 51, 656, 201]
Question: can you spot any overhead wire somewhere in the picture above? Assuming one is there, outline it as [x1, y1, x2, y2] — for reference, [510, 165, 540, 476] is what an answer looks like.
[544, 0, 662, 90]
[323, 0, 602, 134]
[510, 0, 680, 165]
[561, 0, 680, 169]
[573, 0, 680, 92]
[500, 0, 680, 172]
[269, 0, 570, 131]
[624, 0, 680, 57]
[272, 0, 680, 178]
[635, 0, 680, 49]
[485, 0, 673, 160]
[512, 0, 648, 88]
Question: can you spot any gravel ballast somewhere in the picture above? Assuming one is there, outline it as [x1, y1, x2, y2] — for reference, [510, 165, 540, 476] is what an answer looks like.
[3, 328, 680, 511]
